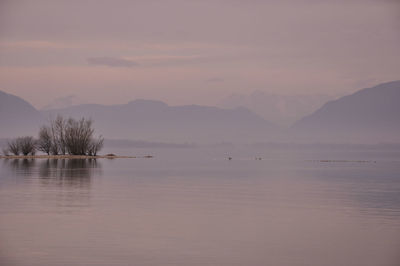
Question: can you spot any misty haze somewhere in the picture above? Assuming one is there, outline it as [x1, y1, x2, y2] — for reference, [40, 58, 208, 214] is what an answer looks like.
[0, 1, 400, 266]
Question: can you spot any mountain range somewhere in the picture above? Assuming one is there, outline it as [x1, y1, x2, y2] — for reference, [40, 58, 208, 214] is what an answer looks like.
[0, 80, 399, 143]
[41, 100, 278, 143]
[0, 93, 277, 143]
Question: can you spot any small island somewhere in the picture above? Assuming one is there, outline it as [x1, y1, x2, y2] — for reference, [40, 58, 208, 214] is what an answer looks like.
[0, 154, 141, 159]
[1, 115, 147, 159]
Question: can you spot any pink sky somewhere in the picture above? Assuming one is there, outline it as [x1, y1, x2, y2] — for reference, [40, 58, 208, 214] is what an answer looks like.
[0, 0, 399, 108]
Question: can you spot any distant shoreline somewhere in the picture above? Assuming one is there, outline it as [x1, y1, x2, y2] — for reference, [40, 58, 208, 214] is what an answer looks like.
[0, 155, 152, 159]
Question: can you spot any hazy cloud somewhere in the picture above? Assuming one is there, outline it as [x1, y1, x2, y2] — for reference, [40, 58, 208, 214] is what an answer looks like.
[87, 57, 138, 68]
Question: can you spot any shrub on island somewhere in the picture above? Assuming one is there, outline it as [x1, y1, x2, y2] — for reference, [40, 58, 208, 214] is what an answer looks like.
[3, 116, 104, 156]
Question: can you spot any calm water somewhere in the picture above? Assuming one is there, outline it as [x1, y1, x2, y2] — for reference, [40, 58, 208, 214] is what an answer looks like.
[0, 147, 400, 266]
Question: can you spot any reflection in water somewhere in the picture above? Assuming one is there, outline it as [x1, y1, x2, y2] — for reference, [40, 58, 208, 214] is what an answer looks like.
[0, 158, 102, 215]
[3, 158, 37, 175]
[38, 159, 100, 187]
[2, 158, 101, 188]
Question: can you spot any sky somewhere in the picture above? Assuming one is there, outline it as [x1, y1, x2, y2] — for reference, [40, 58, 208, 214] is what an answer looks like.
[0, 0, 399, 109]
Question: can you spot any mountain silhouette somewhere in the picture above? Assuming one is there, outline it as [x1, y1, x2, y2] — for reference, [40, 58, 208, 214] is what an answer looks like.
[292, 81, 400, 142]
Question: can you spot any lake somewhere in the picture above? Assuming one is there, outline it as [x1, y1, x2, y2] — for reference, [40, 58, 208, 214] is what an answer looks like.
[0, 146, 400, 266]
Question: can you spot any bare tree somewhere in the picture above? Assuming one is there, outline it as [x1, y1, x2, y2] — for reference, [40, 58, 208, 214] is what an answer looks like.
[46, 115, 67, 155]
[18, 136, 36, 156]
[51, 115, 67, 155]
[37, 126, 53, 155]
[50, 143, 59, 155]
[6, 137, 36, 156]
[87, 136, 104, 156]
[5, 115, 104, 156]
[64, 118, 95, 155]
[7, 139, 20, 155]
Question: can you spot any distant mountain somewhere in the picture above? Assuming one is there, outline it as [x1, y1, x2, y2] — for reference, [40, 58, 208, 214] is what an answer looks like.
[0, 90, 43, 137]
[8, 80, 399, 144]
[219, 91, 332, 126]
[292, 81, 400, 142]
[43, 99, 278, 143]
[42, 94, 86, 110]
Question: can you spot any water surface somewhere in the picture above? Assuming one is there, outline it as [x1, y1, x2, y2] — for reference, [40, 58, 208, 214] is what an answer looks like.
[0, 148, 399, 266]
